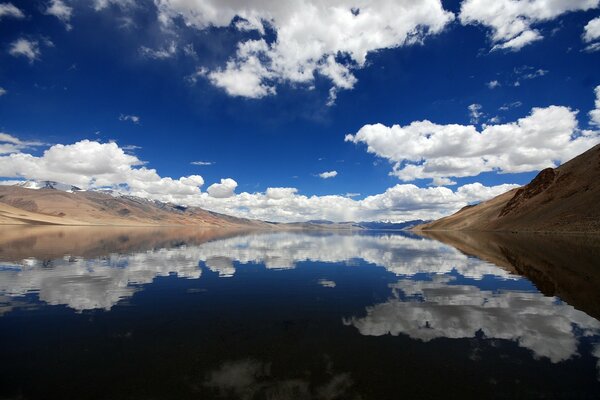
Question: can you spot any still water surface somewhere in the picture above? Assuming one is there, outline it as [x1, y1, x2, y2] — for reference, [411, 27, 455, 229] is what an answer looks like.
[0, 226, 599, 399]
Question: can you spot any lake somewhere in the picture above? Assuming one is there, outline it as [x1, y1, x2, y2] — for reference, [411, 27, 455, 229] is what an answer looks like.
[0, 226, 599, 399]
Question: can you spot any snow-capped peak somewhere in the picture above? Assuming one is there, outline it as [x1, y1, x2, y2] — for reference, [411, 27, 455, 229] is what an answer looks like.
[15, 180, 84, 193]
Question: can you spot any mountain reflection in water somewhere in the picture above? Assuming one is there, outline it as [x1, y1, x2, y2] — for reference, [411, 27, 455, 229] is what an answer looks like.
[0, 226, 599, 399]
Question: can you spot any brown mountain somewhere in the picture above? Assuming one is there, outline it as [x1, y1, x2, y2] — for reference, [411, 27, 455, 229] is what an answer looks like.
[415, 143, 600, 233]
[0, 186, 266, 227]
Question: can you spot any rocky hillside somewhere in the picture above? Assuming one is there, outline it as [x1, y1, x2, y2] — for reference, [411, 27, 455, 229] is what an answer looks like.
[415, 143, 600, 233]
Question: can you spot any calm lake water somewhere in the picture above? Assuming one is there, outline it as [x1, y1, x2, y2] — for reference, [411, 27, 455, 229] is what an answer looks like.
[0, 226, 599, 399]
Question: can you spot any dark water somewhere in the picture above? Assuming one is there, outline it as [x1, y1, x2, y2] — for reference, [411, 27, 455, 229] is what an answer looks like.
[0, 226, 599, 399]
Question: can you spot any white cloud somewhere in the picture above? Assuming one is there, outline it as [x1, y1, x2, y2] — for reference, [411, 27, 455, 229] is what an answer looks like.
[492, 29, 543, 51]
[139, 41, 177, 59]
[584, 17, 600, 51]
[45, 0, 73, 30]
[8, 38, 41, 63]
[346, 96, 600, 183]
[191, 160, 214, 166]
[0, 2, 24, 19]
[93, 0, 134, 11]
[468, 103, 483, 124]
[119, 114, 140, 124]
[0, 136, 518, 222]
[459, 0, 599, 50]
[0, 139, 209, 203]
[487, 80, 500, 89]
[0, 87, 6, 96]
[318, 170, 338, 179]
[584, 16, 600, 42]
[431, 177, 456, 186]
[585, 42, 600, 52]
[207, 178, 238, 198]
[518, 67, 548, 80]
[155, 0, 454, 99]
[591, 85, 600, 126]
[0, 132, 43, 155]
[190, 182, 518, 223]
[265, 187, 298, 200]
[499, 101, 522, 111]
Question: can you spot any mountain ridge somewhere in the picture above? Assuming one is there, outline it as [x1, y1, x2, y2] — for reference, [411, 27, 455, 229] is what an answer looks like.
[414, 144, 600, 233]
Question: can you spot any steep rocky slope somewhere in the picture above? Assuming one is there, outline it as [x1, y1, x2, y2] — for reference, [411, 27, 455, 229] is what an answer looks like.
[415, 144, 600, 232]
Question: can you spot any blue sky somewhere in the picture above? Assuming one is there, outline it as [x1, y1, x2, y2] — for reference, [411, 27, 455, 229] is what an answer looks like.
[0, 0, 599, 222]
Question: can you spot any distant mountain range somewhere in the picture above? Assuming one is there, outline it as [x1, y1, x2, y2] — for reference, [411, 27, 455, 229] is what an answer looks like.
[414, 143, 600, 233]
[0, 185, 265, 227]
[0, 183, 424, 229]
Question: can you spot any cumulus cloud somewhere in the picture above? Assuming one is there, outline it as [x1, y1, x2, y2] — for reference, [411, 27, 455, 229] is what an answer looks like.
[346, 97, 600, 183]
[265, 187, 298, 200]
[8, 38, 41, 63]
[0, 87, 6, 96]
[0, 139, 211, 203]
[318, 170, 338, 179]
[207, 178, 238, 198]
[584, 16, 600, 42]
[191, 182, 518, 223]
[584, 17, 600, 51]
[591, 85, 600, 126]
[155, 0, 454, 99]
[0, 134, 520, 222]
[119, 114, 140, 124]
[45, 0, 73, 30]
[459, 0, 599, 50]
[0, 2, 23, 19]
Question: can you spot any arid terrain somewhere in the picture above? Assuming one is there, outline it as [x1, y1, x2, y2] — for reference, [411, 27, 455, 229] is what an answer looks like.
[0, 186, 265, 227]
[415, 144, 600, 233]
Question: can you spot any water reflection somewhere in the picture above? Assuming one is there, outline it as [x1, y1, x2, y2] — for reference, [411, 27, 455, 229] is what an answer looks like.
[345, 275, 600, 363]
[204, 359, 357, 400]
[1, 226, 599, 398]
[0, 227, 516, 311]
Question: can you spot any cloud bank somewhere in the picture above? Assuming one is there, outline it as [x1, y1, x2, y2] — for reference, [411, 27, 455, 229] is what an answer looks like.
[346, 98, 600, 184]
[156, 0, 454, 99]
[459, 0, 599, 50]
[0, 134, 517, 222]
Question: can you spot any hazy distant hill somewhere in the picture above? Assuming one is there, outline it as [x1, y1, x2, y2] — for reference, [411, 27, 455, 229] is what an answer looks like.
[0, 185, 265, 227]
[415, 144, 600, 233]
[357, 220, 430, 230]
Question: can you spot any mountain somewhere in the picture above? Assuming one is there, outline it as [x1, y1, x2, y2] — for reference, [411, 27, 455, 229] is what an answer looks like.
[15, 180, 83, 192]
[357, 220, 430, 230]
[0, 185, 266, 227]
[415, 143, 600, 233]
[284, 219, 430, 230]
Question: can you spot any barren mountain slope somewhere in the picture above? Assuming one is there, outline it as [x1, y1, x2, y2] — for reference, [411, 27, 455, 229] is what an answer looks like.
[0, 186, 264, 227]
[415, 143, 600, 232]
